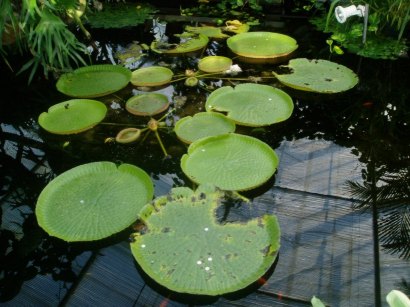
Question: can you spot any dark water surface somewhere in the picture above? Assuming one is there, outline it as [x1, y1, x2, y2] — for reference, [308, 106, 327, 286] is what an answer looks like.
[1, 16, 409, 306]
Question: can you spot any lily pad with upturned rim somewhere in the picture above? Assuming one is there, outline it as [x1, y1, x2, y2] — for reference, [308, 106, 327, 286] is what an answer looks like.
[125, 93, 170, 116]
[38, 99, 107, 135]
[273, 58, 359, 93]
[56, 64, 132, 98]
[131, 66, 174, 87]
[227, 32, 298, 64]
[130, 184, 280, 295]
[115, 128, 142, 144]
[150, 33, 209, 55]
[181, 133, 279, 191]
[198, 56, 233, 73]
[205, 83, 294, 127]
[35, 162, 154, 242]
[175, 112, 236, 144]
[185, 25, 230, 39]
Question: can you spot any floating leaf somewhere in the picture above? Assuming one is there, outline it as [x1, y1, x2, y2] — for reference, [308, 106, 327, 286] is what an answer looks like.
[205, 83, 293, 127]
[175, 112, 236, 144]
[227, 32, 298, 63]
[273, 58, 359, 93]
[223, 20, 250, 34]
[56, 64, 132, 98]
[38, 99, 107, 135]
[386, 290, 410, 307]
[185, 25, 229, 39]
[36, 162, 154, 242]
[125, 93, 170, 116]
[198, 56, 233, 73]
[131, 66, 174, 87]
[181, 134, 279, 191]
[150, 33, 209, 55]
[115, 128, 141, 144]
[130, 184, 280, 295]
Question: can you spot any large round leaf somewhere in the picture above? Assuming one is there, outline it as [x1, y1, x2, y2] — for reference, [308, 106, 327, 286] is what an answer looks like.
[227, 32, 298, 63]
[130, 184, 280, 295]
[36, 162, 154, 242]
[125, 93, 170, 116]
[175, 112, 236, 144]
[56, 64, 132, 98]
[181, 133, 279, 191]
[131, 66, 174, 87]
[273, 58, 359, 93]
[38, 99, 107, 134]
[205, 83, 294, 127]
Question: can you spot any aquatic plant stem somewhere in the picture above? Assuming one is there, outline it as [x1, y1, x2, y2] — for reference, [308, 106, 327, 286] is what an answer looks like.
[154, 130, 168, 157]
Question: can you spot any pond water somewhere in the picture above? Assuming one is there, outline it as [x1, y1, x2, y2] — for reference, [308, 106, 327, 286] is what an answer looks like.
[1, 15, 409, 307]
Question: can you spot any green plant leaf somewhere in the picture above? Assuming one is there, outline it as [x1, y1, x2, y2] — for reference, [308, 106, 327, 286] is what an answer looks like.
[205, 83, 294, 127]
[130, 66, 173, 87]
[185, 25, 230, 39]
[198, 56, 233, 73]
[125, 93, 170, 116]
[130, 184, 280, 295]
[56, 64, 132, 98]
[181, 133, 279, 191]
[274, 58, 358, 93]
[386, 290, 410, 307]
[150, 33, 209, 55]
[175, 112, 236, 144]
[38, 99, 107, 134]
[36, 162, 154, 242]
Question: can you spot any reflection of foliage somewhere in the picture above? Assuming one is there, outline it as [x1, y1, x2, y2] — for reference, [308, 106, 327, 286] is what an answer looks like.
[86, 2, 158, 29]
[347, 170, 410, 259]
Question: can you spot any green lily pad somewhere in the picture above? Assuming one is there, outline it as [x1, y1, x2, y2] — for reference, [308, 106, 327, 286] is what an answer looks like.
[125, 93, 170, 116]
[227, 32, 298, 64]
[175, 112, 236, 144]
[150, 32, 209, 55]
[38, 99, 107, 135]
[130, 184, 280, 295]
[181, 133, 279, 191]
[56, 64, 132, 98]
[273, 58, 359, 93]
[205, 83, 293, 127]
[115, 128, 142, 144]
[198, 56, 233, 73]
[131, 66, 174, 87]
[36, 162, 154, 242]
[185, 25, 229, 39]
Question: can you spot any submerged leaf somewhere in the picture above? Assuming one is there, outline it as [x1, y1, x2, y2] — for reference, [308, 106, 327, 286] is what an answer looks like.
[130, 184, 280, 295]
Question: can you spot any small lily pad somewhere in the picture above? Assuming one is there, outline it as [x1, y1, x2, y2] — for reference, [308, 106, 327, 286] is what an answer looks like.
[115, 128, 142, 144]
[56, 64, 132, 98]
[130, 184, 280, 295]
[181, 133, 279, 191]
[38, 99, 107, 135]
[151, 32, 209, 55]
[185, 25, 229, 39]
[131, 66, 174, 87]
[227, 32, 298, 64]
[198, 56, 233, 73]
[273, 58, 359, 93]
[175, 112, 236, 144]
[125, 93, 170, 116]
[205, 83, 293, 127]
[36, 162, 154, 242]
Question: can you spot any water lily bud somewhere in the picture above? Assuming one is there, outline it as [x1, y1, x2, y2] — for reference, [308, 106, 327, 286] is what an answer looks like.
[185, 77, 198, 87]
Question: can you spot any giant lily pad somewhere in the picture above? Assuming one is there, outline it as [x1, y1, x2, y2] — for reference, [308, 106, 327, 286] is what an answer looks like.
[126, 93, 170, 116]
[130, 184, 280, 295]
[131, 66, 174, 87]
[36, 162, 154, 242]
[273, 58, 359, 93]
[150, 32, 209, 55]
[175, 112, 236, 144]
[227, 32, 298, 64]
[198, 56, 233, 73]
[205, 83, 293, 127]
[38, 99, 107, 135]
[56, 64, 132, 98]
[181, 133, 279, 191]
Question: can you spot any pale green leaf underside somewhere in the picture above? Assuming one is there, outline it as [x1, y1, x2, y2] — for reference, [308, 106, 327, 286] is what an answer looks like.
[175, 112, 236, 144]
[181, 133, 279, 191]
[274, 58, 359, 93]
[130, 184, 280, 295]
[56, 64, 132, 98]
[131, 66, 173, 86]
[36, 162, 154, 242]
[205, 83, 294, 127]
[38, 99, 107, 134]
[227, 32, 298, 58]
